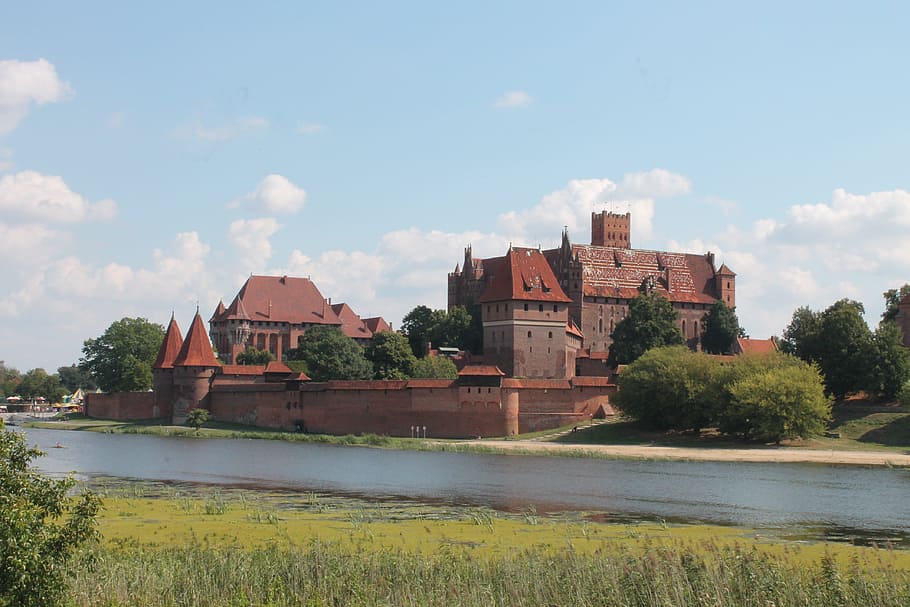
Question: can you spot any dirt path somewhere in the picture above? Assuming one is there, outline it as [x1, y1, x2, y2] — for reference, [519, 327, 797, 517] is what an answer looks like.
[459, 439, 910, 467]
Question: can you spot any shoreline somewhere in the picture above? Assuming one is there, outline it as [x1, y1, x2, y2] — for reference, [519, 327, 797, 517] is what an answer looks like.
[462, 439, 910, 467]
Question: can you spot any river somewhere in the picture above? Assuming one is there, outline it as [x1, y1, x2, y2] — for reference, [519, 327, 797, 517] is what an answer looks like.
[19, 427, 910, 545]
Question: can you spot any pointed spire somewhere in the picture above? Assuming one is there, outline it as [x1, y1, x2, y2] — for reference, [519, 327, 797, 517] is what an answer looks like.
[153, 315, 185, 369]
[174, 311, 220, 367]
[210, 299, 226, 322]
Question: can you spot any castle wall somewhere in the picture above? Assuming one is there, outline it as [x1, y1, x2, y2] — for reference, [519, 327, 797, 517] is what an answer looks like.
[85, 392, 156, 420]
[503, 378, 616, 433]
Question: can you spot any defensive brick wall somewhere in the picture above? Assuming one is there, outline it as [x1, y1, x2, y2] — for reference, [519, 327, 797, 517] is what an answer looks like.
[504, 378, 615, 433]
[85, 392, 157, 420]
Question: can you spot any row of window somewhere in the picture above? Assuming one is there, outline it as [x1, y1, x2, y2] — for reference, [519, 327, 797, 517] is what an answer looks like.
[487, 303, 561, 314]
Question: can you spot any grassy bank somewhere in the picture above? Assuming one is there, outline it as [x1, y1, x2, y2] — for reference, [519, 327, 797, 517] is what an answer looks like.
[63, 489, 910, 606]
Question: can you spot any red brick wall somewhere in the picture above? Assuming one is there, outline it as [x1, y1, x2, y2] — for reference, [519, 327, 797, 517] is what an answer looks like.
[85, 392, 156, 420]
[505, 382, 616, 433]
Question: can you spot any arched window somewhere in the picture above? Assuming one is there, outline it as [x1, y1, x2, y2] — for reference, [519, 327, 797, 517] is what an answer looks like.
[548, 331, 553, 339]
[527, 331, 532, 338]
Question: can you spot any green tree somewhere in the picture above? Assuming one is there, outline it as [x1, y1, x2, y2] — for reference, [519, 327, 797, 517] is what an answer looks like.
[0, 361, 21, 398]
[17, 369, 66, 403]
[780, 306, 822, 361]
[81, 317, 165, 392]
[725, 362, 831, 443]
[435, 306, 474, 350]
[881, 284, 910, 323]
[869, 322, 910, 399]
[608, 292, 684, 366]
[411, 355, 459, 379]
[401, 305, 439, 357]
[700, 300, 742, 354]
[285, 326, 372, 381]
[364, 331, 417, 379]
[614, 346, 723, 432]
[56, 364, 96, 392]
[235, 347, 275, 365]
[186, 408, 210, 433]
[401, 305, 480, 357]
[815, 300, 875, 399]
[0, 419, 100, 607]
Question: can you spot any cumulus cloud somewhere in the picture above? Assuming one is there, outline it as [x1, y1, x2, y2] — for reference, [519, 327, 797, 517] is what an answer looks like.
[0, 58, 72, 135]
[0, 171, 117, 223]
[493, 90, 533, 108]
[228, 217, 281, 273]
[171, 115, 269, 142]
[232, 174, 307, 214]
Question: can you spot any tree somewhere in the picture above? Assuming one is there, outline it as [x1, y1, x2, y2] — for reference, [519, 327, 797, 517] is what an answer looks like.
[724, 362, 831, 443]
[401, 305, 438, 357]
[17, 369, 66, 403]
[780, 306, 822, 361]
[411, 355, 459, 379]
[814, 299, 875, 399]
[614, 346, 723, 432]
[235, 347, 274, 365]
[56, 364, 96, 392]
[401, 305, 480, 357]
[81, 317, 165, 392]
[186, 408, 209, 433]
[869, 322, 910, 399]
[700, 300, 742, 354]
[364, 331, 417, 379]
[0, 361, 20, 397]
[285, 326, 372, 381]
[1, 419, 100, 607]
[881, 284, 910, 323]
[608, 292, 684, 366]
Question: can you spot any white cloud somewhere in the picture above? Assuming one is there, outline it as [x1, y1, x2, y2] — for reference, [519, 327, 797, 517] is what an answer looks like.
[297, 122, 324, 135]
[617, 169, 691, 198]
[0, 58, 72, 135]
[228, 217, 281, 273]
[0, 171, 117, 223]
[232, 174, 307, 214]
[493, 90, 533, 108]
[171, 115, 269, 142]
[283, 249, 386, 301]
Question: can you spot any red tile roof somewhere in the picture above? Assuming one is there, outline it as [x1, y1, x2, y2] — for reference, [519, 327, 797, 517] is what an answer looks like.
[716, 263, 736, 276]
[478, 247, 572, 304]
[571, 376, 616, 387]
[174, 312, 221, 367]
[331, 302, 373, 340]
[220, 365, 265, 376]
[566, 319, 584, 339]
[210, 300, 226, 322]
[363, 316, 392, 334]
[223, 275, 342, 326]
[458, 365, 506, 377]
[264, 361, 293, 374]
[153, 314, 184, 369]
[736, 337, 778, 355]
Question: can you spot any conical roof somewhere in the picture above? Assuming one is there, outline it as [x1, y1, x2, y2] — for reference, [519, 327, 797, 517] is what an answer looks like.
[174, 311, 220, 367]
[210, 299, 226, 322]
[152, 314, 184, 369]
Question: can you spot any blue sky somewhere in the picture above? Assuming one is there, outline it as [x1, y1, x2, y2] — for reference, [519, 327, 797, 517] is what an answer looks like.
[2, 1, 909, 372]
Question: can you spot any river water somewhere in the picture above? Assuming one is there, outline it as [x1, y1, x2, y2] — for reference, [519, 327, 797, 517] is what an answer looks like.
[19, 427, 910, 545]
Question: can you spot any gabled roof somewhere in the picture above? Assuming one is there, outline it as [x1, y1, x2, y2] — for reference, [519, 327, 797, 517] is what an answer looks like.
[331, 302, 373, 340]
[478, 247, 572, 304]
[152, 314, 184, 369]
[220, 294, 252, 321]
[363, 316, 392, 334]
[174, 312, 221, 367]
[264, 360, 293, 374]
[736, 337, 778, 355]
[220, 365, 265, 376]
[225, 275, 342, 326]
[458, 365, 506, 377]
[567, 319, 584, 339]
[716, 263, 736, 276]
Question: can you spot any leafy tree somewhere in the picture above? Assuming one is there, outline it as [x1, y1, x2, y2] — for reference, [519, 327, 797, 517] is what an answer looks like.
[186, 408, 210, 433]
[869, 322, 910, 399]
[285, 326, 372, 381]
[235, 347, 275, 365]
[364, 331, 417, 379]
[724, 362, 831, 443]
[401, 305, 480, 357]
[56, 364, 96, 392]
[608, 292, 684, 366]
[401, 305, 439, 357]
[435, 306, 474, 350]
[780, 306, 822, 361]
[16, 369, 66, 403]
[881, 284, 910, 323]
[700, 300, 742, 354]
[0, 361, 20, 398]
[411, 355, 459, 379]
[81, 317, 165, 392]
[814, 299, 875, 399]
[0, 419, 100, 607]
[614, 346, 723, 432]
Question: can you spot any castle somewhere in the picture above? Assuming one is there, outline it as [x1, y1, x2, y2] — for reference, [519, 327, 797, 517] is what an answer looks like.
[450, 211, 735, 372]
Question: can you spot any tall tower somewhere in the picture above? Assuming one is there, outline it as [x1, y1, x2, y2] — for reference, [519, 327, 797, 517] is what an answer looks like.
[591, 211, 631, 248]
[716, 263, 736, 308]
[151, 313, 184, 420]
[172, 310, 221, 424]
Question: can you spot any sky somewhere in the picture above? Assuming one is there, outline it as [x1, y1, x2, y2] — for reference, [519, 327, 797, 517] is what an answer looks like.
[1, 2, 909, 373]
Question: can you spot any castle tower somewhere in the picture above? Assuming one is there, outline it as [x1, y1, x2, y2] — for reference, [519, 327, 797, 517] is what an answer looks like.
[896, 294, 910, 347]
[152, 313, 184, 420]
[210, 295, 252, 363]
[716, 263, 736, 308]
[591, 211, 631, 248]
[172, 309, 221, 424]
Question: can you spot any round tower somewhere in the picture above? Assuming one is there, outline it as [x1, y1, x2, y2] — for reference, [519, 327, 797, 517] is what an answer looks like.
[152, 313, 184, 420]
[171, 310, 221, 424]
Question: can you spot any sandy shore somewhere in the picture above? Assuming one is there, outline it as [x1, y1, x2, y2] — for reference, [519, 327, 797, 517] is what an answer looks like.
[460, 439, 910, 467]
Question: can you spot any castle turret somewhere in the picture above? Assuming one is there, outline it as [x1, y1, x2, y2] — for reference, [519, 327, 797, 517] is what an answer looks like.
[152, 313, 184, 420]
[591, 211, 631, 248]
[172, 310, 220, 424]
[716, 263, 736, 308]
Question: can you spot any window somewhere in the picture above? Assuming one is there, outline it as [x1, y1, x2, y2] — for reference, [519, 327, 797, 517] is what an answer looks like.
[495, 304, 499, 312]
[527, 331, 532, 338]
[548, 331, 553, 338]
[524, 303, 529, 311]
[553, 304, 558, 312]
[538, 304, 544, 312]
